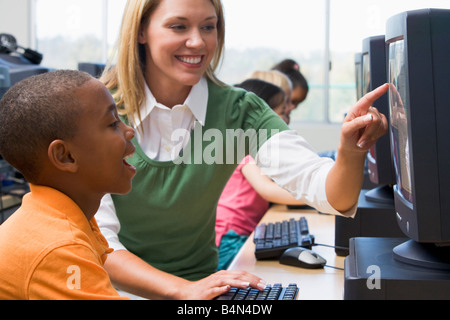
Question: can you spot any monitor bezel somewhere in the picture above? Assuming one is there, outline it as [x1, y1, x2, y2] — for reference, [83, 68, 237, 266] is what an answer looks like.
[354, 52, 363, 101]
[386, 9, 448, 243]
[362, 35, 395, 188]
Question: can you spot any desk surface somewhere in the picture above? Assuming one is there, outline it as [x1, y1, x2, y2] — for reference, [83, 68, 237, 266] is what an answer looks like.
[227, 205, 345, 300]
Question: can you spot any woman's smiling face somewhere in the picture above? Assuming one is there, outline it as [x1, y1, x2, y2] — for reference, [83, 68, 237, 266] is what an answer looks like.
[139, 0, 219, 92]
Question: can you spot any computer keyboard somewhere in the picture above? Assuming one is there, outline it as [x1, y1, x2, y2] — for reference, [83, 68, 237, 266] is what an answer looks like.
[253, 217, 314, 260]
[216, 283, 298, 300]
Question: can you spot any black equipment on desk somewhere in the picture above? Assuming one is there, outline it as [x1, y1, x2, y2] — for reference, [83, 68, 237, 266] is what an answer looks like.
[0, 66, 9, 100]
[253, 217, 314, 260]
[0, 34, 43, 65]
[0, 53, 50, 86]
[78, 62, 106, 78]
[0, 34, 50, 87]
[216, 283, 298, 301]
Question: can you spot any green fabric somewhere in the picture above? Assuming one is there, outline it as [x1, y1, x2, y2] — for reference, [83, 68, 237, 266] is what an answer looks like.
[111, 80, 289, 281]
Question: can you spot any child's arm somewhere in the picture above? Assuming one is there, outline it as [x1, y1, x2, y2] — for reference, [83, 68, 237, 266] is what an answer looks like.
[241, 160, 305, 205]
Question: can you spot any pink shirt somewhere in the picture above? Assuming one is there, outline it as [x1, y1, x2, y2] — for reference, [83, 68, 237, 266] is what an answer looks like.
[215, 156, 269, 246]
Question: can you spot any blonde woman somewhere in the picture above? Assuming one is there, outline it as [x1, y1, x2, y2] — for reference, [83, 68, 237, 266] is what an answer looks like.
[96, 0, 388, 300]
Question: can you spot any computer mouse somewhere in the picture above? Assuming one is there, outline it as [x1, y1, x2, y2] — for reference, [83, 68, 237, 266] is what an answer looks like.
[279, 247, 326, 269]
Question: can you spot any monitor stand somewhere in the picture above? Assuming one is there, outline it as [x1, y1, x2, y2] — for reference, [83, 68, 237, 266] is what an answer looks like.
[364, 185, 394, 205]
[334, 189, 403, 256]
[393, 239, 450, 270]
[344, 237, 450, 299]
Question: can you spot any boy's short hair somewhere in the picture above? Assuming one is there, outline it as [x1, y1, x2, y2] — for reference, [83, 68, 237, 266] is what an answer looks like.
[0, 70, 94, 183]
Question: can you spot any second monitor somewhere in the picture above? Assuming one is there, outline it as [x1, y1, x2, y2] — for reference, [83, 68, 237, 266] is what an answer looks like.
[334, 35, 403, 256]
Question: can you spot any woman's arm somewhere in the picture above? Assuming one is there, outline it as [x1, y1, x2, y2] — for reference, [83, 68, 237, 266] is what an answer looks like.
[255, 84, 389, 217]
[96, 197, 265, 300]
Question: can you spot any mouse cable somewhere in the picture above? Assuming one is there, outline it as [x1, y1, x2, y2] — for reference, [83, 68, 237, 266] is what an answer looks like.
[313, 243, 347, 271]
[313, 242, 349, 251]
[324, 264, 344, 271]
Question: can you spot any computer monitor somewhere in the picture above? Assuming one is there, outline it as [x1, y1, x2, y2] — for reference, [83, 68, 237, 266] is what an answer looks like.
[386, 8, 450, 269]
[78, 62, 106, 79]
[361, 35, 395, 204]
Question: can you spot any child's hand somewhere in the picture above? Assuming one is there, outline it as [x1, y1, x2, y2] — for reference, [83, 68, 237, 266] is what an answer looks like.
[340, 83, 389, 153]
[177, 270, 266, 300]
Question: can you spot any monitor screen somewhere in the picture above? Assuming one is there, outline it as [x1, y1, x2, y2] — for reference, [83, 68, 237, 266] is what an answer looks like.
[361, 53, 370, 98]
[388, 40, 412, 204]
[354, 53, 363, 101]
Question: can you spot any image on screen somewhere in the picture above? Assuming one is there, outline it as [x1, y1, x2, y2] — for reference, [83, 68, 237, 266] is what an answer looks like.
[361, 53, 370, 96]
[362, 52, 379, 174]
[361, 53, 377, 171]
[389, 40, 412, 204]
[355, 53, 363, 101]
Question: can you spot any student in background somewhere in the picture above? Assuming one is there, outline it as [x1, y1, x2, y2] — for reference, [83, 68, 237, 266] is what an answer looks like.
[272, 59, 309, 124]
[247, 70, 294, 124]
[236, 79, 287, 118]
[272, 59, 336, 159]
[95, 0, 388, 300]
[216, 79, 306, 270]
[0, 70, 135, 300]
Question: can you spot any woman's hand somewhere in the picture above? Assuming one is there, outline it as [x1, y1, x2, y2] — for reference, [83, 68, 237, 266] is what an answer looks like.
[326, 83, 389, 214]
[340, 83, 389, 153]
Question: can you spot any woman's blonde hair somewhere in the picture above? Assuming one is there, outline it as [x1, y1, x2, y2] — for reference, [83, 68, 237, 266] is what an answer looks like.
[100, 0, 226, 124]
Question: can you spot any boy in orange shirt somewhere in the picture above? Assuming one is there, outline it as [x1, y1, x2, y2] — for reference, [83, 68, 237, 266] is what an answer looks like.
[0, 70, 136, 299]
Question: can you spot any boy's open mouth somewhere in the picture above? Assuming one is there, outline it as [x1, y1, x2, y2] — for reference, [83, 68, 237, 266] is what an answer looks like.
[123, 146, 136, 172]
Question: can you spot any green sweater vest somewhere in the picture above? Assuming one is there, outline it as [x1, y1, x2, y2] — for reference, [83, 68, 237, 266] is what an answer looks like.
[112, 81, 289, 280]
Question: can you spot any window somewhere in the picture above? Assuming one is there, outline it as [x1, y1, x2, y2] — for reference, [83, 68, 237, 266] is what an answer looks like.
[328, 0, 450, 123]
[32, 0, 450, 124]
[219, 0, 327, 124]
[34, 0, 126, 69]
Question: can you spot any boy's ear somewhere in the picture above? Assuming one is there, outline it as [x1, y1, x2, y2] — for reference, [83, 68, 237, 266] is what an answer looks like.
[47, 140, 78, 173]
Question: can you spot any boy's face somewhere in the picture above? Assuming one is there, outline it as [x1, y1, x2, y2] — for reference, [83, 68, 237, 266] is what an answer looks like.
[68, 79, 136, 196]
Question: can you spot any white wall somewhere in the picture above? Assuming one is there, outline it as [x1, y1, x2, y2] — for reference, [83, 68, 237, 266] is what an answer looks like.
[0, 0, 32, 48]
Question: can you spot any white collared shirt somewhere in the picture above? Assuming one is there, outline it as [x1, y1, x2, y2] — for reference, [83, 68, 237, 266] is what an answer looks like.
[133, 77, 208, 162]
[96, 77, 355, 252]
